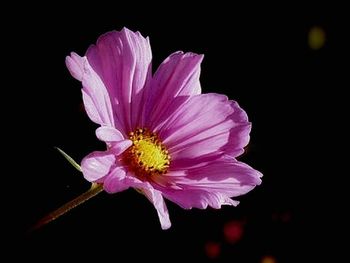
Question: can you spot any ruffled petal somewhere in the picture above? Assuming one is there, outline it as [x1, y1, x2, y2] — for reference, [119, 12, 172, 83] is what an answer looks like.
[103, 172, 172, 229]
[161, 157, 262, 209]
[81, 138, 132, 182]
[66, 53, 115, 127]
[103, 167, 128, 193]
[163, 189, 239, 209]
[111, 140, 132, 155]
[65, 52, 84, 81]
[96, 126, 124, 142]
[221, 101, 251, 157]
[86, 28, 152, 133]
[125, 177, 171, 229]
[179, 157, 262, 194]
[142, 187, 171, 230]
[81, 151, 116, 182]
[146, 52, 203, 128]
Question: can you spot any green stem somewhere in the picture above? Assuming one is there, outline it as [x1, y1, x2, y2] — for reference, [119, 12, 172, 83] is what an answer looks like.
[31, 183, 103, 232]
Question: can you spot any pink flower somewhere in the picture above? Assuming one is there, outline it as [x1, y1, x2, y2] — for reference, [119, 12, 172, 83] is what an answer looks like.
[66, 28, 262, 230]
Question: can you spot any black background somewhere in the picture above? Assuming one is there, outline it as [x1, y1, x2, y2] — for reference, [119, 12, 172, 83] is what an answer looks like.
[10, 4, 342, 262]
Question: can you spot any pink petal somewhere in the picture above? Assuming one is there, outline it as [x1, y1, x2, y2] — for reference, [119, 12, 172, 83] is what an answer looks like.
[103, 167, 128, 193]
[103, 170, 142, 194]
[81, 151, 116, 182]
[152, 51, 203, 97]
[142, 187, 171, 230]
[110, 139, 132, 155]
[146, 52, 203, 128]
[221, 101, 251, 157]
[179, 157, 262, 194]
[80, 137, 132, 182]
[154, 94, 252, 168]
[161, 157, 262, 209]
[66, 53, 115, 127]
[96, 126, 124, 142]
[124, 177, 172, 229]
[103, 172, 172, 229]
[86, 28, 152, 132]
[65, 52, 84, 81]
[159, 94, 232, 144]
[163, 189, 239, 210]
[81, 89, 104, 125]
[154, 94, 233, 167]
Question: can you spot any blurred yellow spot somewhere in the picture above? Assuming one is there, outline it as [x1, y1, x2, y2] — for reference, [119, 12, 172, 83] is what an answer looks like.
[261, 255, 277, 263]
[308, 26, 326, 50]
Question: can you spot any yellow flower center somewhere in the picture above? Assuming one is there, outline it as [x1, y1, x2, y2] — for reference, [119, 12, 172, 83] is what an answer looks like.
[123, 128, 170, 178]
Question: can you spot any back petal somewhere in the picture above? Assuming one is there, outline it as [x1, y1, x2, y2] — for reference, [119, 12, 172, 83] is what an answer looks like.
[109, 175, 172, 230]
[146, 52, 203, 128]
[66, 53, 115, 126]
[142, 187, 171, 230]
[86, 28, 152, 133]
[66, 52, 84, 81]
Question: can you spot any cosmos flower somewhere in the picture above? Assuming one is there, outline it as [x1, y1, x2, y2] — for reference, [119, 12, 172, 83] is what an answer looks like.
[66, 28, 262, 229]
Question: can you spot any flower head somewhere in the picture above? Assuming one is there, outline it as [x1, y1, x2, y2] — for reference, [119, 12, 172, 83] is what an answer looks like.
[66, 28, 262, 229]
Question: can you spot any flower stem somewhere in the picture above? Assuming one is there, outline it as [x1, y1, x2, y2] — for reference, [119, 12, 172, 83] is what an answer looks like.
[30, 183, 103, 232]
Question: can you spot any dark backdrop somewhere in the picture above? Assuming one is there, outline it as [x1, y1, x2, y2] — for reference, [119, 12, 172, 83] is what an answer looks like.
[12, 4, 341, 262]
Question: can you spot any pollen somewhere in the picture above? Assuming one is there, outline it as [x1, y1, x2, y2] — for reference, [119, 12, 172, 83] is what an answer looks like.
[123, 128, 170, 178]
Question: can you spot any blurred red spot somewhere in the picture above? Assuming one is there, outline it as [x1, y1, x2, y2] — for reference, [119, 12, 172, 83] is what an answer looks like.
[261, 255, 277, 263]
[281, 212, 291, 223]
[223, 220, 244, 244]
[271, 213, 279, 221]
[205, 241, 221, 259]
[272, 211, 291, 223]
